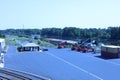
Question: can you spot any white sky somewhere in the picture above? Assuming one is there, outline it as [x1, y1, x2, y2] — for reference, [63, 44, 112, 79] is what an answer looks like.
[0, 0, 120, 29]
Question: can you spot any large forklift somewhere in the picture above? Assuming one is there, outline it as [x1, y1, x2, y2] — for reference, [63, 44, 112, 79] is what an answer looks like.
[57, 42, 66, 49]
[71, 39, 96, 53]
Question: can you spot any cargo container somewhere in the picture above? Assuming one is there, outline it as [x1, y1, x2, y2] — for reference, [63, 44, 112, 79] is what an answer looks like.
[101, 45, 120, 58]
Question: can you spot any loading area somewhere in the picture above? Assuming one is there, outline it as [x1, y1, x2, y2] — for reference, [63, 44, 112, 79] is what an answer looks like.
[4, 46, 120, 80]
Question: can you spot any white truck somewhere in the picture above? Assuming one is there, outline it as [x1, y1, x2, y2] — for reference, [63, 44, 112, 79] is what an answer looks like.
[0, 38, 6, 68]
[0, 38, 6, 53]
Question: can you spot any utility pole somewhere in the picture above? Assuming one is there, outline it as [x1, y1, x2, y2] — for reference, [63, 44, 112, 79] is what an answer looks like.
[22, 24, 24, 34]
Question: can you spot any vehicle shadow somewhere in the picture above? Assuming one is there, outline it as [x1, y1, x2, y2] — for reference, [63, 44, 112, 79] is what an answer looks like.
[95, 56, 120, 60]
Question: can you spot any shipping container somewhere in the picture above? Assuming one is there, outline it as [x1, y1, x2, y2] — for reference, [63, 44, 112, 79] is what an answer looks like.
[101, 45, 120, 58]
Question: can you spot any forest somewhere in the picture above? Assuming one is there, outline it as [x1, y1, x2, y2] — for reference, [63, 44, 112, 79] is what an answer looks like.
[0, 27, 120, 45]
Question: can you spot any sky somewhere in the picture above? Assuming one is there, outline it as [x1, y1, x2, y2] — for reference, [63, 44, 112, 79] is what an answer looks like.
[0, 0, 120, 29]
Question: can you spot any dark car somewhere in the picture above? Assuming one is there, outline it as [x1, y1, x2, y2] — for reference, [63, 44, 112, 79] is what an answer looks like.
[42, 48, 48, 51]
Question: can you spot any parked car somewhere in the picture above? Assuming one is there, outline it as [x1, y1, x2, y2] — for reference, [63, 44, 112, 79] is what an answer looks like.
[41, 47, 48, 51]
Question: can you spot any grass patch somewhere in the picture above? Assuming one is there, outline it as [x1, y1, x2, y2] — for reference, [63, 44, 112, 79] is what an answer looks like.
[5, 35, 55, 47]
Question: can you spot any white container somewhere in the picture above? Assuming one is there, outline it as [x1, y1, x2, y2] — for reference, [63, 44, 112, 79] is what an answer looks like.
[0, 38, 5, 52]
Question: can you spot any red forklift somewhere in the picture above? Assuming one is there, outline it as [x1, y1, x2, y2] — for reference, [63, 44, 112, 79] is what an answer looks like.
[71, 44, 78, 50]
[71, 39, 95, 53]
[57, 42, 66, 49]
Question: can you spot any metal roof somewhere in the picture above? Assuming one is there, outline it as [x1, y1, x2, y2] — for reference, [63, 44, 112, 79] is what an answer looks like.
[22, 42, 39, 47]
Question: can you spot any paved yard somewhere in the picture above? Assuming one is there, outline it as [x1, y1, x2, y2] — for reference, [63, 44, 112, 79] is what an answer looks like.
[4, 46, 120, 80]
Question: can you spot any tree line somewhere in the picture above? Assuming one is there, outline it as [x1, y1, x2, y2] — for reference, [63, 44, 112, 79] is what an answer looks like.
[0, 27, 120, 45]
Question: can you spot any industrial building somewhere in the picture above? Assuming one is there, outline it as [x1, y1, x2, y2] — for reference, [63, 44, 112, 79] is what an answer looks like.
[18, 42, 40, 52]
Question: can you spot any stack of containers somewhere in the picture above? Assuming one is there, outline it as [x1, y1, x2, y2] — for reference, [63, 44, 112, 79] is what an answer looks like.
[101, 45, 120, 58]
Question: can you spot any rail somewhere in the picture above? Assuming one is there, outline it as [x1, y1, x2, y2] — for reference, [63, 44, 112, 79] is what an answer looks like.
[0, 68, 51, 80]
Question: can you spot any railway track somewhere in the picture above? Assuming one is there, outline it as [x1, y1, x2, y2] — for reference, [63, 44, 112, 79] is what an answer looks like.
[0, 68, 51, 80]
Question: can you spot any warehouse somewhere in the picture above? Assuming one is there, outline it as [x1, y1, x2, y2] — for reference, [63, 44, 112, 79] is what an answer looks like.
[18, 42, 40, 52]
